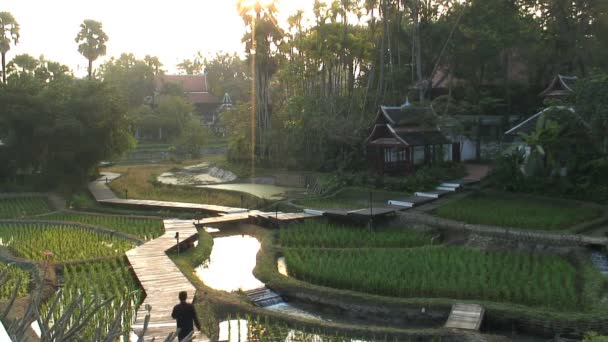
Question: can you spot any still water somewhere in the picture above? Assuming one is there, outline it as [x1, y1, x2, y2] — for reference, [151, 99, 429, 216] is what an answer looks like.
[197, 183, 301, 200]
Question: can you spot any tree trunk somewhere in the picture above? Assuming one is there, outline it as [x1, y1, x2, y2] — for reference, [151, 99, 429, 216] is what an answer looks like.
[1, 52, 6, 84]
[88, 59, 93, 79]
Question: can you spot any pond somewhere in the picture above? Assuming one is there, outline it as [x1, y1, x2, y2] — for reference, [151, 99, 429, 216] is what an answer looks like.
[195, 235, 264, 292]
[197, 183, 302, 200]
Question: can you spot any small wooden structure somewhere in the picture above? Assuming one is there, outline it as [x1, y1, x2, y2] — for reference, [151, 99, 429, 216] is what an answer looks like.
[539, 74, 577, 100]
[445, 303, 485, 330]
[366, 102, 459, 175]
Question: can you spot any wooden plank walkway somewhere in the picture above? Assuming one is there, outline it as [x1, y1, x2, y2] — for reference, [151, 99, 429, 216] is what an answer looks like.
[128, 219, 209, 341]
[89, 173, 248, 214]
[445, 303, 485, 330]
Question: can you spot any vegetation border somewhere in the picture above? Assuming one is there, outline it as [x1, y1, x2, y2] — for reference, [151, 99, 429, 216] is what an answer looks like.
[252, 227, 608, 338]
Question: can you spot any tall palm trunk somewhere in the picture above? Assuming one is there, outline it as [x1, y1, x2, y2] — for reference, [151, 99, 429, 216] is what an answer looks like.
[88, 59, 93, 79]
[1, 52, 6, 84]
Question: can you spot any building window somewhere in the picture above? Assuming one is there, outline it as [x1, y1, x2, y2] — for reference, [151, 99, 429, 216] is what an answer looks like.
[384, 147, 406, 163]
[413, 146, 425, 165]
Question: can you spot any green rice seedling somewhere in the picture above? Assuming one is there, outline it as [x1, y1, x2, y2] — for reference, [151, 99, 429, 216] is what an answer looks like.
[279, 221, 433, 248]
[434, 193, 601, 230]
[0, 223, 135, 262]
[42, 258, 142, 340]
[44, 212, 164, 240]
[284, 246, 583, 311]
[0, 263, 30, 300]
[0, 197, 51, 219]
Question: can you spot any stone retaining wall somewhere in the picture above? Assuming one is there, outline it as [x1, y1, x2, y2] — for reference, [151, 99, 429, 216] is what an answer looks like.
[397, 211, 608, 246]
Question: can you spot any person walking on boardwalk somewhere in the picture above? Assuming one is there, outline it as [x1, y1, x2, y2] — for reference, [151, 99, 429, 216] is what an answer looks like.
[172, 291, 201, 341]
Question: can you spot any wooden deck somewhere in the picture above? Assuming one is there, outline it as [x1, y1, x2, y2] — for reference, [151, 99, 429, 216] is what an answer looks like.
[89, 173, 247, 214]
[128, 219, 209, 341]
[445, 303, 485, 330]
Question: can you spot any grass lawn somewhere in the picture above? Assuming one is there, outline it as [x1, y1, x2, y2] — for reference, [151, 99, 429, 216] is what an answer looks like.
[102, 159, 268, 209]
[294, 187, 407, 210]
[433, 192, 602, 230]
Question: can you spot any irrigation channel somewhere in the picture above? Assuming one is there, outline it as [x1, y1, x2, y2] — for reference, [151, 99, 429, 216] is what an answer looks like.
[195, 230, 550, 342]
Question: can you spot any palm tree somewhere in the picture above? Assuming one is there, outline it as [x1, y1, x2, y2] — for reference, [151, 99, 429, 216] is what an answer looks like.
[75, 19, 108, 79]
[0, 12, 20, 84]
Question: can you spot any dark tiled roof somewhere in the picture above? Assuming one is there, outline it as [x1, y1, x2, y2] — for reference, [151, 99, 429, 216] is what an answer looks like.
[539, 75, 578, 97]
[186, 92, 218, 104]
[158, 75, 208, 93]
[395, 130, 450, 146]
[381, 106, 433, 126]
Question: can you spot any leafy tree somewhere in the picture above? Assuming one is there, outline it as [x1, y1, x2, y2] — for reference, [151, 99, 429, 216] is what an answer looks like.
[99, 53, 158, 108]
[0, 11, 19, 84]
[204, 52, 249, 103]
[574, 72, 608, 153]
[177, 53, 204, 75]
[238, 0, 284, 159]
[75, 19, 108, 79]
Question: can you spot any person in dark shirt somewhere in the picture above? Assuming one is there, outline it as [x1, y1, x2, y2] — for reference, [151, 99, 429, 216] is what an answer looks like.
[171, 291, 201, 341]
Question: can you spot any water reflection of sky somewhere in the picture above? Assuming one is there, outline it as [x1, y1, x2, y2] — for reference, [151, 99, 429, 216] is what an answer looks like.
[195, 235, 264, 292]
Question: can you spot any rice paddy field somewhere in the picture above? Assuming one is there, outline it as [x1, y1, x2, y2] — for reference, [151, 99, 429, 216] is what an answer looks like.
[294, 187, 407, 210]
[43, 258, 142, 339]
[279, 221, 433, 248]
[0, 223, 135, 262]
[43, 212, 164, 241]
[0, 263, 30, 300]
[279, 222, 604, 312]
[0, 196, 52, 219]
[433, 192, 602, 230]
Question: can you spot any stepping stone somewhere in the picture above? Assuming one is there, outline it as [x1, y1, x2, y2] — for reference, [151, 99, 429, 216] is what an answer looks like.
[442, 178, 479, 188]
[415, 190, 452, 199]
[388, 196, 435, 208]
[445, 303, 485, 331]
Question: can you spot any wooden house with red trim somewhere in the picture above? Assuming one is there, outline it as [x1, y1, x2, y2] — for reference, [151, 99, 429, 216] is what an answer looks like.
[366, 102, 460, 175]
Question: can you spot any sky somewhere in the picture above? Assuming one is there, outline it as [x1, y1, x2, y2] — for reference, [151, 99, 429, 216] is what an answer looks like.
[2, 0, 319, 75]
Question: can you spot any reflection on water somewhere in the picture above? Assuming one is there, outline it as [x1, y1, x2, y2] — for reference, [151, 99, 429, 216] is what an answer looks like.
[218, 319, 372, 342]
[197, 183, 301, 200]
[265, 303, 322, 321]
[277, 257, 288, 276]
[195, 235, 264, 292]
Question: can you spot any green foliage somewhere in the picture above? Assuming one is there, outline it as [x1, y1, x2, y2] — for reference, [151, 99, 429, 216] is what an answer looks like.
[585, 332, 608, 342]
[0, 222, 135, 261]
[43, 258, 142, 340]
[284, 246, 581, 311]
[75, 19, 108, 78]
[186, 229, 214, 267]
[43, 212, 164, 240]
[0, 196, 51, 219]
[279, 221, 433, 248]
[174, 120, 209, 158]
[434, 192, 601, 230]
[0, 263, 29, 300]
[0, 78, 135, 187]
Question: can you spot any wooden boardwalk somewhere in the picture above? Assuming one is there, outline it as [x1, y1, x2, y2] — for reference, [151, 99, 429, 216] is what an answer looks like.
[88, 173, 248, 214]
[128, 219, 209, 341]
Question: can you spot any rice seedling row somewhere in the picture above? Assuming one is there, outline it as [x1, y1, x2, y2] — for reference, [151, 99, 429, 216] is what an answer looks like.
[0, 262, 30, 300]
[433, 193, 601, 230]
[279, 221, 433, 248]
[284, 247, 581, 311]
[0, 223, 135, 262]
[222, 314, 403, 342]
[43, 258, 142, 339]
[44, 212, 164, 241]
[0, 197, 51, 219]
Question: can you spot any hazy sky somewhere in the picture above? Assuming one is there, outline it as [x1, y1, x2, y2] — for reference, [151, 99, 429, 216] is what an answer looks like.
[2, 0, 318, 75]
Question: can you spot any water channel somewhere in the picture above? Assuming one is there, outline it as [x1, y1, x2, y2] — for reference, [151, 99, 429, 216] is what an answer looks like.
[195, 231, 549, 342]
